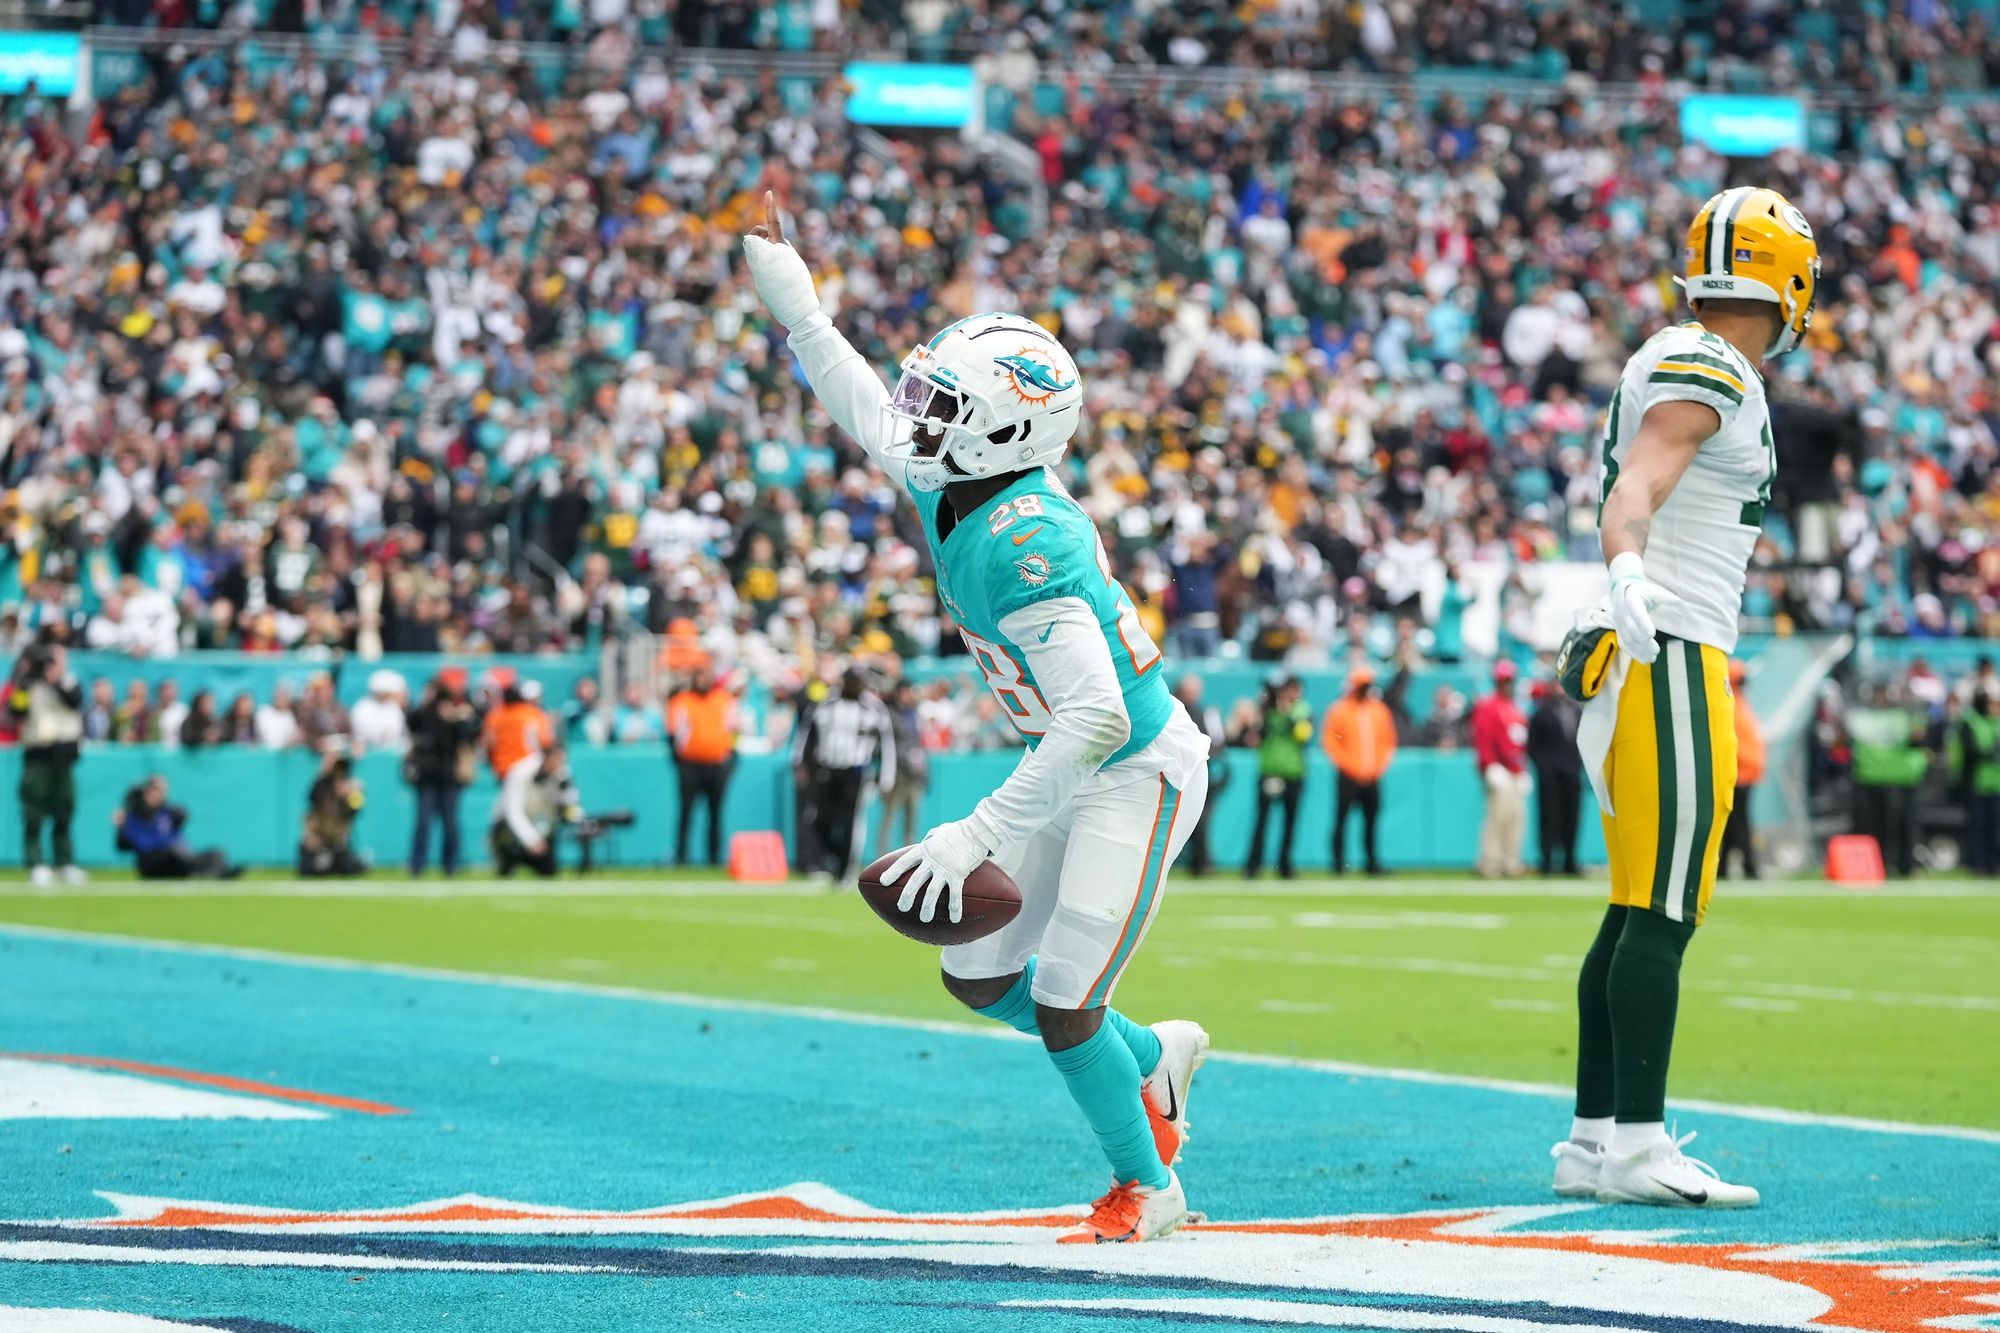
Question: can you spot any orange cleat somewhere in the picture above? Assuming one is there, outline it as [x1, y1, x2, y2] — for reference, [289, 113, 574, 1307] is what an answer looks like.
[1058, 1171, 1188, 1244]
[1140, 1020, 1209, 1167]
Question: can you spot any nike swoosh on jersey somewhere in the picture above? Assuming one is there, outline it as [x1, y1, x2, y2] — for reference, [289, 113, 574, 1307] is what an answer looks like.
[1011, 525, 1044, 546]
[1036, 624, 1055, 643]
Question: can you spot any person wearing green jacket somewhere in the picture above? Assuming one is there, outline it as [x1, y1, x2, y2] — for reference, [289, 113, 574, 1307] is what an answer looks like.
[1846, 682, 1931, 877]
[1244, 674, 1313, 878]
[1956, 692, 2000, 876]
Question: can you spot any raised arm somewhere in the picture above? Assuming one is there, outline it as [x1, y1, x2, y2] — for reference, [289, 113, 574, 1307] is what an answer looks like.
[742, 191, 910, 487]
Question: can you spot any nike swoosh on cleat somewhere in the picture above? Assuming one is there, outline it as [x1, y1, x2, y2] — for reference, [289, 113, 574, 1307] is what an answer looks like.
[1159, 1076, 1179, 1123]
[1657, 1179, 1708, 1205]
[1011, 525, 1044, 545]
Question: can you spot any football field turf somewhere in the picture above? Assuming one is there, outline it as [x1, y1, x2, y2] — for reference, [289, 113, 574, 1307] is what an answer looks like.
[2, 876, 1997, 1332]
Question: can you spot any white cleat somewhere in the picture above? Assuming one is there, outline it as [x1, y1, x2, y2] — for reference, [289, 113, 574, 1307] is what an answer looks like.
[1596, 1130, 1759, 1209]
[1141, 1020, 1209, 1167]
[29, 865, 54, 888]
[59, 865, 88, 886]
[1549, 1139, 1605, 1198]
[1060, 1170, 1189, 1244]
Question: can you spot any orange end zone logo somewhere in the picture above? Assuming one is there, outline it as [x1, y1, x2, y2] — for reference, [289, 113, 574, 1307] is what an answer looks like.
[9, 1185, 1997, 1332]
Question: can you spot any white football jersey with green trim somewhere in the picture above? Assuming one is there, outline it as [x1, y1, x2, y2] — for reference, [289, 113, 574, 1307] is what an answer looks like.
[1597, 321, 1774, 652]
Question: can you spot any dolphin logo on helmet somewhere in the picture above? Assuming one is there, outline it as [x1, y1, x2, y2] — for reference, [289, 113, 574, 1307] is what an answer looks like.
[881, 313, 1085, 493]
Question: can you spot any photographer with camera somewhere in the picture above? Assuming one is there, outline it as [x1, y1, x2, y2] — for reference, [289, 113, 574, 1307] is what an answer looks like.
[300, 748, 368, 878]
[114, 775, 241, 880]
[405, 667, 481, 876]
[490, 739, 580, 877]
[9, 637, 86, 886]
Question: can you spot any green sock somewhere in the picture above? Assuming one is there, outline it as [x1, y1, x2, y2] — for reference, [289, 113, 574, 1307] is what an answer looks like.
[1046, 1023, 1170, 1190]
[1574, 905, 1626, 1119]
[1608, 908, 1695, 1123]
[972, 958, 1162, 1076]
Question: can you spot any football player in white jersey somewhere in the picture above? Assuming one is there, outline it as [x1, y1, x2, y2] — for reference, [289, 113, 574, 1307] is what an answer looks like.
[1551, 187, 1819, 1208]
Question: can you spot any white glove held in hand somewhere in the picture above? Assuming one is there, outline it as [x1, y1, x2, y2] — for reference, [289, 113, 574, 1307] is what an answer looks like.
[883, 815, 997, 925]
[741, 233, 824, 330]
[1607, 552, 1680, 667]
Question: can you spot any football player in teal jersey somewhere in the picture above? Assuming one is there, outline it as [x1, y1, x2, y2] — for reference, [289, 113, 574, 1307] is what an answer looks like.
[746, 194, 1211, 1243]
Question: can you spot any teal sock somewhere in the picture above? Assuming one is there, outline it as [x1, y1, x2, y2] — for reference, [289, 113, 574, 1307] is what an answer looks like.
[970, 959, 1159, 1076]
[1045, 1024, 1170, 1190]
[1104, 1009, 1162, 1077]
[972, 960, 1042, 1036]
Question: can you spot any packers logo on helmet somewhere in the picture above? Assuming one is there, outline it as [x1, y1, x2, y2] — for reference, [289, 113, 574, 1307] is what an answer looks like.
[1682, 187, 1821, 356]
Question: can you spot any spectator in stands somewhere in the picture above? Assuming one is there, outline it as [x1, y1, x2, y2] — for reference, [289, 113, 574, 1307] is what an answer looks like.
[179, 689, 224, 749]
[561, 678, 608, 746]
[612, 682, 666, 744]
[293, 673, 349, 749]
[222, 693, 258, 745]
[113, 680, 154, 744]
[255, 682, 301, 750]
[350, 670, 410, 753]
[1411, 688, 1471, 749]
[405, 668, 481, 877]
[10, 640, 85, 886]
[1322, 666, 1397, 876]
[666, 666, 740, 868]
[1244, 674, 1312, 879]
[154, 681, 187, 749]
[1526, 680, 1583, 877]
[82, 678, 116, 742]
[113, 775, 239, 880]
[1958, 692, 2000, 877]
[874, 679, 928, 859]
[299, 752, 367, 879]
[1720, 662, 1766, 880]
[1471, 662, 1530, 879]
[1846, 682, 1930, 878]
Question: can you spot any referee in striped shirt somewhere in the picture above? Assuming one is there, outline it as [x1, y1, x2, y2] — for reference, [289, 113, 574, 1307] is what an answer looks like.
[793, 671, 897, 882]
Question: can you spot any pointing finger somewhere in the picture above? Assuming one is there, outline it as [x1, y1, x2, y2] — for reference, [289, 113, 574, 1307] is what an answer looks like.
[764, 189, 783, 244]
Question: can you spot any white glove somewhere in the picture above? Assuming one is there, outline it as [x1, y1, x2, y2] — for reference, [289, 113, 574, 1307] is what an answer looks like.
[1483, 763, 1511, 792]
[882, 814, 998, 925]
[1607, 552, 1681, 667]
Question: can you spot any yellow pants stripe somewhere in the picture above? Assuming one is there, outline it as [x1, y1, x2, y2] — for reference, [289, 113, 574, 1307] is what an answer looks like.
[1604, 639, 1737, 926]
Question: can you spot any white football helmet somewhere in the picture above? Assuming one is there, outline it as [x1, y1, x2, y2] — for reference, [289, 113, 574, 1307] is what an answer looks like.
[882, 312, 1084, 492]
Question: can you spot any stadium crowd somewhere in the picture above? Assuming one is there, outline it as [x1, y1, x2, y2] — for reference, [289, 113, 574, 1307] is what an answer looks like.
[97, 0, 2000, 95]
[0, 19, 1997, 707]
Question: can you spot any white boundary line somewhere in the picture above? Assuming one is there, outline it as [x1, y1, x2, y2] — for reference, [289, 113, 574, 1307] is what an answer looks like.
[4, 922, 1998, 1147]
[0, 878, 1996, 900]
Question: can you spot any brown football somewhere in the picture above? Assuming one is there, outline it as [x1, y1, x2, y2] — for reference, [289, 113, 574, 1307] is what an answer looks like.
[857, 847, 1023, 946]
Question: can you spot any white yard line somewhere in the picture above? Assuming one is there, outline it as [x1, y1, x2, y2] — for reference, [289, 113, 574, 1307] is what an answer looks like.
[4, 921, 1998, 1147]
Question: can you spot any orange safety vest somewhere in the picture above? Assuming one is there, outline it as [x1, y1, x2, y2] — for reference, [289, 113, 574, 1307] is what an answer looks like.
[668, 687, 739, 764]
[1322, 695, 1398, 783]
[1734, 693, 1766, 787]
[485, 701, 554, 777]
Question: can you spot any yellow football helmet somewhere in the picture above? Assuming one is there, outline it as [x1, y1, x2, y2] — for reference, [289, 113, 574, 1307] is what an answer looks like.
[1682, 187, 1821, 356]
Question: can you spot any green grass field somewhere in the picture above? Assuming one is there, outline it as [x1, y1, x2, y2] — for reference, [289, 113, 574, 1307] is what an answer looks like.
[4, 876, 1997, 1131]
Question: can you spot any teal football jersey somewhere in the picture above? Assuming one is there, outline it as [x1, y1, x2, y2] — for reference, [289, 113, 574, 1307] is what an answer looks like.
[912, 469, 1174, 766]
